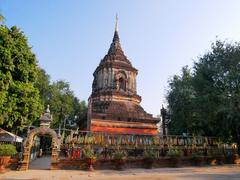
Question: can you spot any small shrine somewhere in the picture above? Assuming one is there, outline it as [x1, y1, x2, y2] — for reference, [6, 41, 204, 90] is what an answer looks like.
[39, 105, 52, 128]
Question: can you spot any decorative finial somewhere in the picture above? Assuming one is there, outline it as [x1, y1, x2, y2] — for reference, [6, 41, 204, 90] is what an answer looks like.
[115, 13, 118, 32]
[40, 104, 52, 127]
[46, 104, 50, 113]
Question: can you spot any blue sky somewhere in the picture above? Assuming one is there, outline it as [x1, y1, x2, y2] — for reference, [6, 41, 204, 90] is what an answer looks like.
[1, 0, 240, 116]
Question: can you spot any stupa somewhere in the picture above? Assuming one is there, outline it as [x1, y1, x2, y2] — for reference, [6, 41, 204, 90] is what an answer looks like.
[87, 16, 159, 135]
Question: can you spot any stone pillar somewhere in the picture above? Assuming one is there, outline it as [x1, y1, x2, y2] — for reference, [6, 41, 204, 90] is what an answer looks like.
[108, 68, 111, 87]
[111, 68, 114, 88]
[128, 73, 132, 92]
[51, 147, 60, 170]
[18, 147, 30, 171]
[134, 74, 137, 93]
[103, 68, 107, 88]
[99, 70, 102, 88]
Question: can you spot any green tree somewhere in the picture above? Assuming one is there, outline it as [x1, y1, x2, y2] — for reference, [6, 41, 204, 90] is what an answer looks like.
[0, 14, 5, 24]
[75, 100, 88, 129]
[167, 66, 197, 135]
[47, 80, 75, 127]
[193, 40, 240, 144]
[167, 40, 240, 151]
[46, 80, 87, 129]
[0, 25, 43, 132]
[0, 15, 87, 133]
[35, 68, 51, 105]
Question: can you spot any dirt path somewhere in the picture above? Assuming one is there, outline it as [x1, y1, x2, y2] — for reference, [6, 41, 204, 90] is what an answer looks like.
[29, 156, 51, 170]
[0, 165, 240, 180]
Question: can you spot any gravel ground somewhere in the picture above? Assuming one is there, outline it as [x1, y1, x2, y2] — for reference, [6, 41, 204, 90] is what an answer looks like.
[1, 165, 240, 180]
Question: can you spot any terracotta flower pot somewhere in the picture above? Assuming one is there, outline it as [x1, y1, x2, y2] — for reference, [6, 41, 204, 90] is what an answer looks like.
[114, 158, 126, 170]
[85, 158, 96, 171]
[183, 149, 191, 156]
[225, 154, 238, 164]
[168, 157, 180, 167]
[0, 156, 11, 173]
[232, 154, 239, 164]
[216, 155, 225, 165]
[207, 156, 217, 165]
[192, 156, 205, 166]
[144, 158, 154, 169]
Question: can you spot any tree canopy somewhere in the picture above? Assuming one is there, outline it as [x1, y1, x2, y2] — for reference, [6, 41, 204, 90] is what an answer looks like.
[166, 66, 196, 135]
[0, 25, 43, 131]
[0, 21, 87, 133]
[34, 68, 88, 130]
[167, 40, 240, 147]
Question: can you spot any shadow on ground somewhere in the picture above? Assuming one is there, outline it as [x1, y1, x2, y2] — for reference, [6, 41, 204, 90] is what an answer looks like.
[181, 172, 240, 180]
[29, 156, 51, 170]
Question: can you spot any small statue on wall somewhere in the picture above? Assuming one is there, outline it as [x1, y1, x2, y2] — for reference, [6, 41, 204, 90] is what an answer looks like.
[115, 71, 127, 91]
[116, 81, 119, 90]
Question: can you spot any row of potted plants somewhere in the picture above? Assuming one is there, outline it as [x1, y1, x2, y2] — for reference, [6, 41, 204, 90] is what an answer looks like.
[81, 146, 239, 171]
[1, 144, 238, 172]
[81, 146, 183, 170]
[82, 145, 128, 171]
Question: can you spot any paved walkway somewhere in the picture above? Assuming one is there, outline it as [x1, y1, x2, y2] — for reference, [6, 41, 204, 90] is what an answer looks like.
[29, 156, 51, 170]
[1, 165, 240, 180]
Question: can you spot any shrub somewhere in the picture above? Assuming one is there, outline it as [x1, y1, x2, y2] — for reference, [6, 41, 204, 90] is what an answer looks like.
[192, 151, 205, 158]
[167, 149, 181, 158]
[113, 149, 127, 160]
[0, 144, 17, 156]
[82, 145, 96, 159]
[208, 149, 224, 157]
[144, 149, 158, 159]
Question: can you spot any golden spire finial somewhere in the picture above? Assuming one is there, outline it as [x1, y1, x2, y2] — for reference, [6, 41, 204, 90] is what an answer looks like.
[115, 13, 118, 32]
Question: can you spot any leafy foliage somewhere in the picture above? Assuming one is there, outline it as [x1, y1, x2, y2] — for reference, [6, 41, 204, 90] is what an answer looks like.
[191, 151, 205, 158]
[143, 149, 158, 159]
[35, 69, 87, 129]
[112, 149, 127, 160]
[48, 81, 87, 128]
[0, 25, 43, 131]
[167, 66, 197, 135]
[0, 18, 87, 134]
[166, 40, 240, 150]
[0, 14, 5, 24]
[167, 149, 181, 158]
[82, 145, 96, 159]
[0, 144, 17, 156]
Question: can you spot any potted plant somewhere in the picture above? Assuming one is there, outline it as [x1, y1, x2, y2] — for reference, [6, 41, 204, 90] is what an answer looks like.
[215, 149, 225, 165]
[82, 145, 97, 171]
[225, 151, 239, 164]
[230, 153, 239, 164]
[112, 148, 127, 170]
[0, 144, 17, 173]
[232, 153, 239, 164]
[191, 151, 205, 166]
[183, 148, 192, 156]
[166, 149, 181, 167]
[212, 149, 225, 165]
[143, 149, 158, 169]
[207, 148, 224, 165]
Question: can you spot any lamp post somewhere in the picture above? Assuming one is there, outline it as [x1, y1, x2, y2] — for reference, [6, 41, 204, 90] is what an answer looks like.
[161, 105, 167, 136]
[62, 116, 67, 141]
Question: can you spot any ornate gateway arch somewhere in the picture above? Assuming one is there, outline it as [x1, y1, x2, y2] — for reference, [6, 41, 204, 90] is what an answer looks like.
[18, 106, 61, 170]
